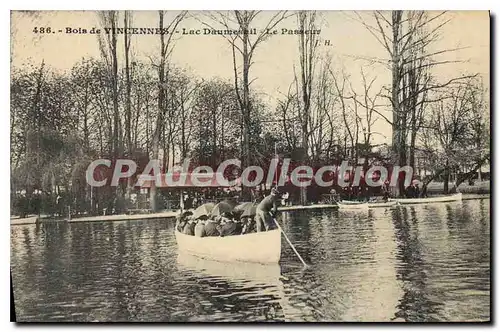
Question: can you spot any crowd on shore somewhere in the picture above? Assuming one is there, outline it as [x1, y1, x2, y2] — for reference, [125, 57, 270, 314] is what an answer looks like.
[332, 181, 426, 202]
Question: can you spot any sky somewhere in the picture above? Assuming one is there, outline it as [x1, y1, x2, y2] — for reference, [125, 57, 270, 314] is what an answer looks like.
[10, 10, 490, 144]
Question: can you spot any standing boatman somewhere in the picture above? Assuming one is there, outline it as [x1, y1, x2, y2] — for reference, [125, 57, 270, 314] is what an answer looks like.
[255, 188, 282, 232]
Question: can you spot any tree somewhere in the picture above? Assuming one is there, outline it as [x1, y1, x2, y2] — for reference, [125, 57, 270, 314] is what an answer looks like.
[98, 11, 121, 158]
[467, 79, 489, 182]
[420, 77, 489, 194]
[171, 71, 201, 161]
[149, 10, 186, 211]
[123, 11, 134, 199]
[202, 10, 290, 198]
[296, 11, 320, 204]
[276, 82, 301, 154]
[356, 10, 477, 195]
[191, 79, 239, 169]
[331, 69, 360, 163]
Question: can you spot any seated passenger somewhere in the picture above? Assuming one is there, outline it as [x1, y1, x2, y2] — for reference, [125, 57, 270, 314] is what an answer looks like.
[219, 219, 243, 237]
[182, 219, 195, 236]
[194, 220, 206, 237]
[241, 216, 256, 234]
[177, 220, 186, 232]
[240, 216, 249, 234]
[204, 219, 220, 237]
[220, 211, 234, 220]
[183, 211, 193, 218]
[176, 211, 193, 232]
[175, 215, 182, 231]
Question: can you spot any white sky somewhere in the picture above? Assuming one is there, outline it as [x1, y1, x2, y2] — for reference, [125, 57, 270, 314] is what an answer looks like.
[11, 10, 490, 144]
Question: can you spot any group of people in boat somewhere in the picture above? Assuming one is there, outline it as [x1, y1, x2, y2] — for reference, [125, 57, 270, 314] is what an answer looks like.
[175, 188, 282, 238]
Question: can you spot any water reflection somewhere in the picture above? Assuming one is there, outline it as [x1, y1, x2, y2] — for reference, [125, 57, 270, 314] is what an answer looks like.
[11, 199, 490, 322]
[392, 206, 441, 321]
[392, 201, 490, 322]
[176, 253, 284, 322]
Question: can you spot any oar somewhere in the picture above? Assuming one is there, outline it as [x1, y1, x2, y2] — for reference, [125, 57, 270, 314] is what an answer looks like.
[272, 216, 308, 268]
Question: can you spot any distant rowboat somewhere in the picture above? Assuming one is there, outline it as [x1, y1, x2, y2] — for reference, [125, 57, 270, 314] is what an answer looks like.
[341, 200, 397, 208]
[10, 216, 38, 226]
[175, 229, 281, 264]
[337, 201, 369, 210]
[368, 200, 398, 208]
[395, 192, 463, 205]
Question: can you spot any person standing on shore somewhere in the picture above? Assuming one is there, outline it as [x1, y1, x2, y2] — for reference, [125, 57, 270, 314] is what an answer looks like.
[414, 183, 421, 198]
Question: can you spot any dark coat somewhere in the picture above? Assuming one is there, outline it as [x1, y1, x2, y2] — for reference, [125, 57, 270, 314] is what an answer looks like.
[182, 222, 195, 236]
[219, 221, 242, 237]
[405, 186, 415, 198]
[204, 222, 220, 237]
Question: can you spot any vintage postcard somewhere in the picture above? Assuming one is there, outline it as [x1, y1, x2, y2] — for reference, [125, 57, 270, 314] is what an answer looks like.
[10, 10, 490, 322]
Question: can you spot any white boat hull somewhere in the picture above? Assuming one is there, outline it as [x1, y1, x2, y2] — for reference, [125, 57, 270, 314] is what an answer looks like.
[175, 229, 281, 264]
[341, 200, 398, 208]
[10, 216, 38, 226]
[337, 202, 369, 210]
[368, 200, 398, 208]
[395, 193, 463, 205]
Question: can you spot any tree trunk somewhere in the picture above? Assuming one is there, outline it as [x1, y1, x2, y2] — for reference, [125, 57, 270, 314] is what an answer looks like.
[212, 106, 217, 169]
[109, 14, 119, 159]
[391, 11, 404, 197]
[241, 27, 252, 201]
[181, 103, 187, 159]
[150, 11, 167, 212]
[409, 132, 416, 169]
[443, 159, 449, 194]
[124, 11, 133, 201]
[297, 11, 318, 205]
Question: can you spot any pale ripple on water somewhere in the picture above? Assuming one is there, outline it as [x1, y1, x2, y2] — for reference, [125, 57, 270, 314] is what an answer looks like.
[11, 198, 490, 322]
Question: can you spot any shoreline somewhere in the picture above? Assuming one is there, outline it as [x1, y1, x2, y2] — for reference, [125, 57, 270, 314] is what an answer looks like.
[21, 193, 488, 225]
[66, 211, 178, 223]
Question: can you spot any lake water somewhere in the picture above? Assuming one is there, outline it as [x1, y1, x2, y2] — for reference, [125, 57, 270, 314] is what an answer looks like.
[11, 198, 490, 322]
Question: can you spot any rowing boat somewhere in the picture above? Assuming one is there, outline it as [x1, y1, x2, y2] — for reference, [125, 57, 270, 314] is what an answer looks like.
[10, 216, 38, 226]
[174, 229, 281, 264]
[340, 200, 397, 208]
[368, 200, 398, 208]
[278, 204, 338, 211]
[395, 192, 463, 205]
[337, 201, 369, 210]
